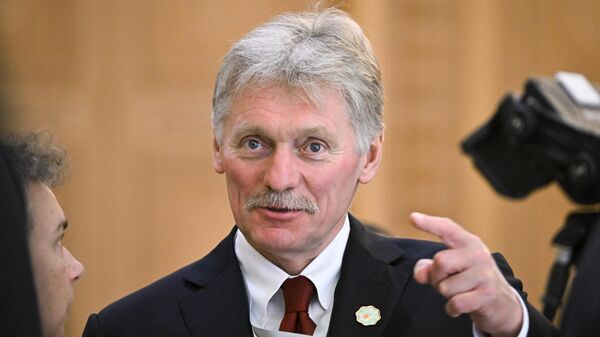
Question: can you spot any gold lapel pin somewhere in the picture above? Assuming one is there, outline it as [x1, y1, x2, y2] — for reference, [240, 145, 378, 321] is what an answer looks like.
[355, 305, 381, 326]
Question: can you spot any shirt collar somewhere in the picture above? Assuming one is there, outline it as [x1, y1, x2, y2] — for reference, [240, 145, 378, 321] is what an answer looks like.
[235, 215, 350, 321]
[301, 217, 349, 311]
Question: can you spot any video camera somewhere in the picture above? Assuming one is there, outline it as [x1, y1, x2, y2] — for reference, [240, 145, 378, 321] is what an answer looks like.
[462, 72, 600, 204]
[461, 72, 600, 330]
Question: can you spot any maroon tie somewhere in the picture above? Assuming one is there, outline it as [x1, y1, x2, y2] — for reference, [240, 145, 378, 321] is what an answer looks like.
[279, 276, 317, 335]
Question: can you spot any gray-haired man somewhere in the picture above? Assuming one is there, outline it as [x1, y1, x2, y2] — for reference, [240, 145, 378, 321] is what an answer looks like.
[83, 8, 556, 337]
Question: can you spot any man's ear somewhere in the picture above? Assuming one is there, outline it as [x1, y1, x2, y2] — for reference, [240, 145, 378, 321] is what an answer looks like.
[358, 132, 383, 184]
[212, 137, 224, 174]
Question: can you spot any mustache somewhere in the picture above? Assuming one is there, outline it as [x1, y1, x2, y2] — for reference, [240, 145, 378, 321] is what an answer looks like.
[245, 190, 319, 215]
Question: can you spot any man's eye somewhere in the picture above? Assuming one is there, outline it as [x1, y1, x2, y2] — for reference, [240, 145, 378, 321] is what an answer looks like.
[303, 141, 327, 154]
[308, 143, 322, 153]
[242, 138, 264, 150]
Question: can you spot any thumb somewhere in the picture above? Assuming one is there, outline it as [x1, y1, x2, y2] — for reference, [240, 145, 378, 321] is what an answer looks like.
[413, 259, 433, 284]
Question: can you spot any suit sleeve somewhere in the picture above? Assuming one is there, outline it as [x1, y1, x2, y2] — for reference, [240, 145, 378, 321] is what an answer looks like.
[492, 253, 559, 337]
[82, 314, 104, 337]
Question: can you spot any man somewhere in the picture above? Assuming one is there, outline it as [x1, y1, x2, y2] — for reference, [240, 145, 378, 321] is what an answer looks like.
[83, 8, 556, 337]
[2, 132, 85, 337]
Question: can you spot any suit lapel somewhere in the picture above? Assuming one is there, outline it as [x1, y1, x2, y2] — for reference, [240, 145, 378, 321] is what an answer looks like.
[179, 228, 254, 337]
[327, 215, 411, 337]
[176, 217, 413, 337]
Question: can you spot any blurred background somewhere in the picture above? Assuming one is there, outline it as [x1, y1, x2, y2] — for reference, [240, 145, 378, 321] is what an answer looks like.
[1, 0, 599, 335]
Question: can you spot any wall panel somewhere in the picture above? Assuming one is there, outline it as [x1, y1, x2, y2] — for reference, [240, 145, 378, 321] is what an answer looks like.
[1, 1, 599, 335]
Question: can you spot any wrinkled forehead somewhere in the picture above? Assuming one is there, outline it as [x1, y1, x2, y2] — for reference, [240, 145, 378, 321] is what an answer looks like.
[227, 85, 347, 120]
[230, 81, 346, 115]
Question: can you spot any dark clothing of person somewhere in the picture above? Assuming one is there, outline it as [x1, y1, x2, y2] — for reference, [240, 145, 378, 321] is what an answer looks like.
[0, 144, 42, 337]
[559, 218, 600, 337]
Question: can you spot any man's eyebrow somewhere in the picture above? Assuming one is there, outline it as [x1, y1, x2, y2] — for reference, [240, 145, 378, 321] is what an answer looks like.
[297, 126, 336, 140]
[230, 124, 266, 141]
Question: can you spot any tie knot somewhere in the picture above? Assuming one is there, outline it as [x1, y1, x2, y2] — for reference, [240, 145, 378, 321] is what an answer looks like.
[281, 276, 315, 314]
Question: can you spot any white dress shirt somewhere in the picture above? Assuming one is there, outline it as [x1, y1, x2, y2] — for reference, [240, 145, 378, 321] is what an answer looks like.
[235, 216, 350, 337]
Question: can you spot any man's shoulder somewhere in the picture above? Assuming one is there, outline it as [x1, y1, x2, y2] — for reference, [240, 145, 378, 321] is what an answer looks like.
[96, 259, 203, 318]
[82, 260, 204, 336]
[386, 236, 448, 257]
[349, 215, 448, 262]
[94, 229, 237, 319]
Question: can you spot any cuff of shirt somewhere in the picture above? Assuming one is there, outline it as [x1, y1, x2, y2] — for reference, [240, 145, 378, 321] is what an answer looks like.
[471, 287, 529, 337]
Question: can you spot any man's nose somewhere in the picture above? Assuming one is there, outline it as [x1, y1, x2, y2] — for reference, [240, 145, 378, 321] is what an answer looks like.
[64, 247, 85, 281]
[264, 146, 301, 192]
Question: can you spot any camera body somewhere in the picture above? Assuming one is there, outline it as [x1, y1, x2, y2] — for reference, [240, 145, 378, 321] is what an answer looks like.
[462, 72, 600, 204]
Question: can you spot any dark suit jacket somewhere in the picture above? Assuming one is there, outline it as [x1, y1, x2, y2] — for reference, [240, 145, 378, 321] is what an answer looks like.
[83, 214, 556, 337]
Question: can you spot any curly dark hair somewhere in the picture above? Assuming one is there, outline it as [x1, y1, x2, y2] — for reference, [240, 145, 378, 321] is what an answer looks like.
[0, 131, 68, 187]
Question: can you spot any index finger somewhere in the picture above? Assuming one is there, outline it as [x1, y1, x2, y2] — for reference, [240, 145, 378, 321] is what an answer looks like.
[409, 212, 479, 249]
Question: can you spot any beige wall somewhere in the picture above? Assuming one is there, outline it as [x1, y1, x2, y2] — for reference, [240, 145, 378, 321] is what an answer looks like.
[1, 1, 599, 335]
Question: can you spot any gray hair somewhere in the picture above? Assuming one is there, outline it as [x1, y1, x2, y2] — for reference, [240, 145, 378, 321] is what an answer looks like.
[1, 131, 68, 188]
[212, 8, 384, 154]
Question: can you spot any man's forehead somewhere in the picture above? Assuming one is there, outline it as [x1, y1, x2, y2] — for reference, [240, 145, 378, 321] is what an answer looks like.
[228, 88, 345, 121]
[222, 86, 350, 139]
[26, 182, 66, 232]
[231, 84, 343, 111]
[26, 182, 58, 205]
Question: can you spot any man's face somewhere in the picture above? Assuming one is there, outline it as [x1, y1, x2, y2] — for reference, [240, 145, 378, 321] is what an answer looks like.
[213, 86, 382, 268]
[27, 182, 84, 337]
